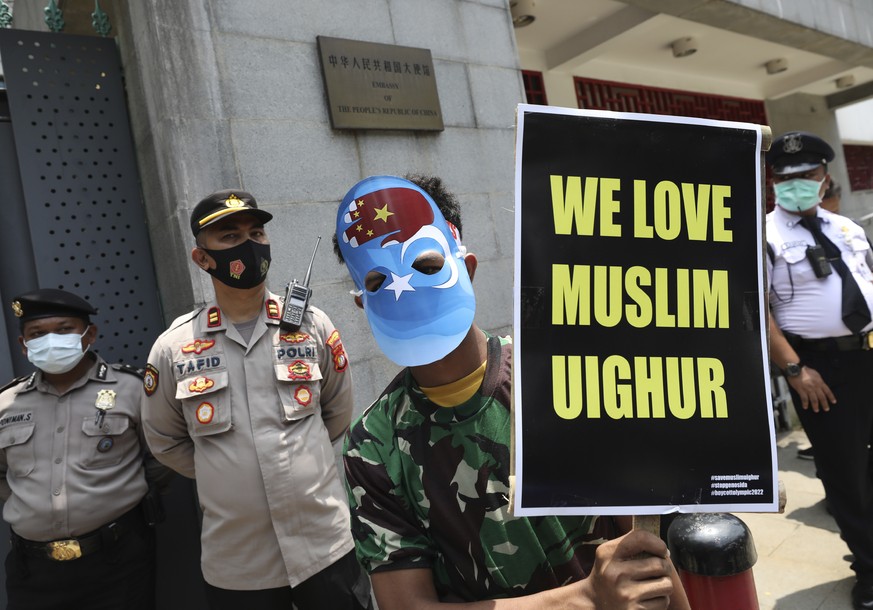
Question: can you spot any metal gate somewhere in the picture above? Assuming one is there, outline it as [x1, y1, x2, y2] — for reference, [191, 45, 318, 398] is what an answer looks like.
[0, 28, 164, 369]
[0, 29, 207, 609]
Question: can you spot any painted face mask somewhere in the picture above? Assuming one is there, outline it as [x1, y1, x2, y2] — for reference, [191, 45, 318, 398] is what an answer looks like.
[25, 327, 90, 374]
[202, 240, 271, 289]
[774, 178, 825, 213]
[336, 176, 475, 366]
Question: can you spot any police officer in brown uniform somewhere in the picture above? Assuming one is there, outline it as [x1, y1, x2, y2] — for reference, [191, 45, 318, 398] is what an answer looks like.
[141, 190, 371, 610]
[0, 289, 163, 609]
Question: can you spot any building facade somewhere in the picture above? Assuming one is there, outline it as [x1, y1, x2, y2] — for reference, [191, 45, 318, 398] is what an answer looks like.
[0, 1, 872, 607]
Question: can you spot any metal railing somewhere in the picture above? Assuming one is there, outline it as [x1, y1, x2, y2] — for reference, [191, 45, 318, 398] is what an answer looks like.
[0, 0, 111, 36]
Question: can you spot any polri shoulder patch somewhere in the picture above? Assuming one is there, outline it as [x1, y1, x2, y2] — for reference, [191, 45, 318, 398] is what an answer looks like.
[143, 364, 159, 397]
[326, 330, 348, 372]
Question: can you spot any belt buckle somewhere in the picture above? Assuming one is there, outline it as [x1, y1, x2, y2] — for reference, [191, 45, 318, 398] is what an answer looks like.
[47, 539, 82, 561]
[864, 332, 873, 351]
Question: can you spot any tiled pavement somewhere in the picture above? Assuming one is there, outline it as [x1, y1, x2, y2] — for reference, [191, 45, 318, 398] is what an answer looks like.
[740, 428, 856, 610]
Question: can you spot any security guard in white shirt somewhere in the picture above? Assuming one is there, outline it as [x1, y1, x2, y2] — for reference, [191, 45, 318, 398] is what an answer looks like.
[0, 288, 165, 610]
[766, 131, 873, 610]
[142, 189, 371, 610]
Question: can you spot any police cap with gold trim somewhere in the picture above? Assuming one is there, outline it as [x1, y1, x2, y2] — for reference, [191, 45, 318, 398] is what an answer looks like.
[190, 189, 273, 236]
[766, 131, 835, 176]
[11, 288, 97, 323]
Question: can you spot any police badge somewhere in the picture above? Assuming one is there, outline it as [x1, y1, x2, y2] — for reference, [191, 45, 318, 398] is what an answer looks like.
[225, 194, 245, 208]
[782, 132, 803, 154]
[94, 389, 116, 428]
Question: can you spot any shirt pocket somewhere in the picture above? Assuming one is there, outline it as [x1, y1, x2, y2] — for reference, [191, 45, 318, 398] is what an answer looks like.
[782, 242, 809, 265]
[175, 370, 232, 437]
[0, 423, 35, 477]
[274, 360, 322, 422]
[781, 241, 819, 281]
[847, 234, 873, 280]
[80, 414, 136, 470]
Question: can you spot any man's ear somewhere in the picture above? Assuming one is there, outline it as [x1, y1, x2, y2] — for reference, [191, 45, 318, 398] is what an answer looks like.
[191, 247, 211, 271]
[83, 323, 98, 348]
[353, 295, 364, 310]
[18, 335, 27, 357]
[820, 173, 831, 198]
[464, 253, 478, 282]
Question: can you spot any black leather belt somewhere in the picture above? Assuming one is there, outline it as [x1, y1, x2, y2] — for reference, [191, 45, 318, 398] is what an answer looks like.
[11, 505, 142, 561]
[785, 331, 873, 352]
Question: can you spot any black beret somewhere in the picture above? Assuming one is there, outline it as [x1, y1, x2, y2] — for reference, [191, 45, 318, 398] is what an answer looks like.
[11, 288, 97, 322]
[766, 131, 835, 176]
[190, 189, 273, 236]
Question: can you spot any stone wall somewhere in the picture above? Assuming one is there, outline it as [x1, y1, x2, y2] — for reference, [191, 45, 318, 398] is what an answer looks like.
[113, 0, 524, 410]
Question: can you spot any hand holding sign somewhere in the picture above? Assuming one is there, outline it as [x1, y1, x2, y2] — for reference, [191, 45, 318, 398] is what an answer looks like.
[583, 529, 684, 609]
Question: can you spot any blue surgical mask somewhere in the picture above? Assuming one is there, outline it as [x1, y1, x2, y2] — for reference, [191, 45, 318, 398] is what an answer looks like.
[24, 327, 90, 374]
[774, 178, 825, 213]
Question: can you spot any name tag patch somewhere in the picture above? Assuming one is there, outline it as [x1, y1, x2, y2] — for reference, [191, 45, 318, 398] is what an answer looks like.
[0, 412, 32, 428]
[176, 356, 222, 377]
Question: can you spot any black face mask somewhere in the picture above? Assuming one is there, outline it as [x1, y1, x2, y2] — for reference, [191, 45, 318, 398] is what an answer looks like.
[202, 240, 271, 289]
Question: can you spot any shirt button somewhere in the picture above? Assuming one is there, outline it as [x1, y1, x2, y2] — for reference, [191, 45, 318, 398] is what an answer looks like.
[54, 458, 62, 464]
[56, 426, 64, 433]
[52, 489, 60, 496]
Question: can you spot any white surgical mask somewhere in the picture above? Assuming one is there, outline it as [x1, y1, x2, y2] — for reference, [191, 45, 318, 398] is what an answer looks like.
[24, 327, 90, 374]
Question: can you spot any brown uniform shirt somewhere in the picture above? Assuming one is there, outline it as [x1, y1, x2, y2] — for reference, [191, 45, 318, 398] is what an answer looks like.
[142, 293, 355, 589]
[0, 356, 148, 541]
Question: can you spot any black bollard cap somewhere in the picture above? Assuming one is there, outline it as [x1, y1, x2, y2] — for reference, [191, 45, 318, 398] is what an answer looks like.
[667, 513, 758, 576]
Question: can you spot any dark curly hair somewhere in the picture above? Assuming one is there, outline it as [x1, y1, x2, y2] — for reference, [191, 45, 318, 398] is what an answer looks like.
[332, 173, 463, 264]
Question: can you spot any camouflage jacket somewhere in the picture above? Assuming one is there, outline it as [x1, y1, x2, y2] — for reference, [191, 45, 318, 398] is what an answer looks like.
[343, 334, 617, 601]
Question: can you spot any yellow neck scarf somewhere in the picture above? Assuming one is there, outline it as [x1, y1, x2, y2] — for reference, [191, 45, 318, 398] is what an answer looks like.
[420, 360, 487, 407]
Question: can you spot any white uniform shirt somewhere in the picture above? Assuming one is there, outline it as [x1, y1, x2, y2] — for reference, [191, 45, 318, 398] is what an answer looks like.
[766, 205, 873, 338]
[142, 293, 355, 589]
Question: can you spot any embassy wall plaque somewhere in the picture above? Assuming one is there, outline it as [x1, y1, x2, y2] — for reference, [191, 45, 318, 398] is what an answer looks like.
[317, 36, 444, 131]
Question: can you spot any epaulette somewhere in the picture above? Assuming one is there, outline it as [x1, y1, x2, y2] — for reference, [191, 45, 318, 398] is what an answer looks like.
[112, 363, 145, 378]
[0, 375, 31, 395]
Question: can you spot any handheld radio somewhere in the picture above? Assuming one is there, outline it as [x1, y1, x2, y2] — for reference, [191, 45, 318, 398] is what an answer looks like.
[280, 236, 321, 331]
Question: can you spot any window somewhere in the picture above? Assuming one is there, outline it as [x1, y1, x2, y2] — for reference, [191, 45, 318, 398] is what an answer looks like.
[844, 144, 873, 192]
[573, 77, 767, 124]
[522, 70, 548, 105]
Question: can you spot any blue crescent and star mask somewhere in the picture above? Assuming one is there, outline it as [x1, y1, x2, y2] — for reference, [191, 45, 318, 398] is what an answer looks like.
[336, 176, 476, 367]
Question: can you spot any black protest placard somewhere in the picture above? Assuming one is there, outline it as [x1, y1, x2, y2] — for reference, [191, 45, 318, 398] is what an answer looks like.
[512, 105, 777, 516]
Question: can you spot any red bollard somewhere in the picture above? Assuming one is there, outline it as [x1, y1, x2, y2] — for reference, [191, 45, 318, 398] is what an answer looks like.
[667, 513, 759, 610]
